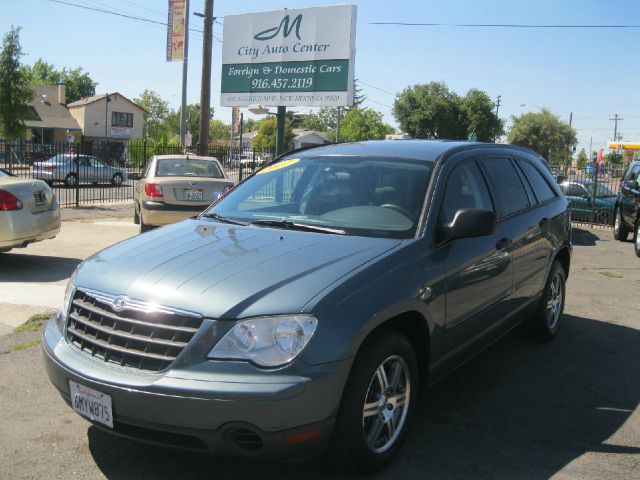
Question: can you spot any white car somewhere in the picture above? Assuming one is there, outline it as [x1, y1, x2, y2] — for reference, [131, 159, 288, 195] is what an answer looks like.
[0, 169, 61, 253]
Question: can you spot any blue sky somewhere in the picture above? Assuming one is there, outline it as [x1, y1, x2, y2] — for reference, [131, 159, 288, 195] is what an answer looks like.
[2, 0, 640, 152]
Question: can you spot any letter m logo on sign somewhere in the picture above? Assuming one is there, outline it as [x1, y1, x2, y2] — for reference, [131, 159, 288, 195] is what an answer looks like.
[254, 14, 302, 41]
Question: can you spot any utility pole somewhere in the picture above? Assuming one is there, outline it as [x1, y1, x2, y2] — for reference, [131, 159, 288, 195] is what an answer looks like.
[495, 95, 501, 116]
[564, 112, 573, 171]
[275, 106, 286, 157]
[336, 107, 341, 143]
[610, 114, 623, 142]
[196, 0, 214, 155]
[179, 0, 190, 147]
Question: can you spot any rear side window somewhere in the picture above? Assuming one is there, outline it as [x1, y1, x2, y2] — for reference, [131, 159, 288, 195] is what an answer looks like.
[517, 160, 557, 203]
[481, 157, 530, 217]
[562, 183, 587, 197]
[439, 161, 494, 225]
[624, 164, 640, 181]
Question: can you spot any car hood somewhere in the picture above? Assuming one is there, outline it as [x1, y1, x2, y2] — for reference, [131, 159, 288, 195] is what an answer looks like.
[76, 219, 402, 319]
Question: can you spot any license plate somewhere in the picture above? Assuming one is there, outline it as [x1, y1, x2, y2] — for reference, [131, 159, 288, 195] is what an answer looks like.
[69, 380, 113, 428]
[33, 191, 45, 206]
[184, 188, 203, 200]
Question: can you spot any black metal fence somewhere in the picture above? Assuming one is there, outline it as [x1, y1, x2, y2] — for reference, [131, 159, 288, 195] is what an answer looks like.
[1, 139, 273, 208]
[0, 139, 629, 228]
[549, 163, 625, 228]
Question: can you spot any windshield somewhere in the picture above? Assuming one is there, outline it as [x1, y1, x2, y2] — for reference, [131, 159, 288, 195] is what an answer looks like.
[585, 183, 616, 197]
[156, 159, 224, 178]
[205, 155, 434, 238]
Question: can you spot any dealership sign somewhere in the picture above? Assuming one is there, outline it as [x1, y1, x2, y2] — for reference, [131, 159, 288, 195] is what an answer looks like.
[221, 5, 357, 107]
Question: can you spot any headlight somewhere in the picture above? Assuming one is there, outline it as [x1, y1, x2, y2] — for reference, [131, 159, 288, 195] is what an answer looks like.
[57, 269, 78, 331]
[208, 316, 318, 368]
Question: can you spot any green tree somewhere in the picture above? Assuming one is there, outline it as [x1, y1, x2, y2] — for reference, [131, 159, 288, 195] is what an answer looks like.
[134, 90, 170, 142]
[460, 89, 504, 141]
[0, 27, 33, 140]
[302, 106, 337, 133]
[576, 148, 588, 167]
[393, 81, 464, 139]
[393, 81, 503, 141]
[209, 119, 230, 142]
[25, 58, 97, 103]
[243, 117, 257, 132]
[507, 109, 577, 163]
[340, 108, 394, 142]
[166, 104, 201, 145]
[253, 116, 293, 153]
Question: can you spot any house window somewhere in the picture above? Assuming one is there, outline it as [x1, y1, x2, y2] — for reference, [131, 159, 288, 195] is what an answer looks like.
[111, 112, 133, 128]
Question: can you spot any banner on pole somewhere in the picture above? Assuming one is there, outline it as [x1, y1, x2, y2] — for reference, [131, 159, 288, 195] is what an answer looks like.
[167, 0, 187, 62]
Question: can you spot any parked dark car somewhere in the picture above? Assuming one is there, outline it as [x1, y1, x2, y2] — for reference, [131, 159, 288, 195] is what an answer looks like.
[43, 141, 572, 472]
[613, 159, 640, 256]
[560, 180, 617, 225]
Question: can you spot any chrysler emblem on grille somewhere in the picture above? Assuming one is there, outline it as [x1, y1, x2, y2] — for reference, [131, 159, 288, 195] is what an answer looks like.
[111, 296, 128, 312]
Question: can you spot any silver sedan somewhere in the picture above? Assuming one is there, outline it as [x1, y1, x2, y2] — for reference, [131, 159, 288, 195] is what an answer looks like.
[33, 154, 127, 187]
[0, 169, 61, 253]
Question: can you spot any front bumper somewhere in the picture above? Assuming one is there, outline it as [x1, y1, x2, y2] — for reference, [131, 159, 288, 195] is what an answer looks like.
[42, 317, 347, 459]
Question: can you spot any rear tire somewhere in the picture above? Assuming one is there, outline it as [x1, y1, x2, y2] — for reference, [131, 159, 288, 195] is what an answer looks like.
[133, 204, 140, 225]
[327, 330, 418, 473]
[527, 260, 566, 342]
[614, 207, 629, 241]
[634, 218, 640, 258]
[139, 213, 153, 233]
[597, 210, 612, 226]
[111, 173, 123, 187]
[64, 173, 77, 188]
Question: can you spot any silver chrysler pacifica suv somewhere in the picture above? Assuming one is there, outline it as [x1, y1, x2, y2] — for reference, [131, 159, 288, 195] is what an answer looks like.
[43, 140, 571, 472]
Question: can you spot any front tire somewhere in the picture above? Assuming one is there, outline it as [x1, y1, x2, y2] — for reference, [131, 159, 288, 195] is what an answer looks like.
[64, 173, 77, 188]
[528, 260, 566, 341]
[634, 218, 640, 258]
[614, 207, 629, 241]
[328, 330, 418, 473]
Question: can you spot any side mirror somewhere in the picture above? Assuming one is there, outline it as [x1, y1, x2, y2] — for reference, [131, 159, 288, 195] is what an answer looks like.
[443, 208, 497, 241]
[128, 173, 141, 181]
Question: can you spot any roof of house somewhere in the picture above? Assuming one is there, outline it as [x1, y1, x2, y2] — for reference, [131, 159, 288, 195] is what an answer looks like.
[67, 92, 147, 113]
[292, 129, 330, 142]
[24, 85, 81, 131]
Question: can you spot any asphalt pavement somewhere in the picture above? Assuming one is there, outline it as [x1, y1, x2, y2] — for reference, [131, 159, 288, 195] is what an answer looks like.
[0, 221, 638, 479]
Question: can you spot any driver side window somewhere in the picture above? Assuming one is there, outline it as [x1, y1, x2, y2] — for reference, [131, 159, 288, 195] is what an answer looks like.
[439, 161, 494, 225]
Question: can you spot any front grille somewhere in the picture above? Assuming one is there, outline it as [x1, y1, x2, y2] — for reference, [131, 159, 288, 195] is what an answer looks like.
[66, 289, 203, 372]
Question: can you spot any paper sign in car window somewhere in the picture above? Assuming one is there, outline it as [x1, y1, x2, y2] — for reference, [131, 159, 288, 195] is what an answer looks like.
[257, 159, 299, 175]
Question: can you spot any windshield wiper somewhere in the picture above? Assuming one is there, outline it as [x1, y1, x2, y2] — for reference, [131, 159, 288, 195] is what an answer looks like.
[250, 219, 346, 235]
[201, 212, 248, 225]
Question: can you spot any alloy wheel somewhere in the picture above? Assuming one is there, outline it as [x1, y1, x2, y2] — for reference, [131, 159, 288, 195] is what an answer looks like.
[362, 355, 411, 454]
[546, 273, 563, 329]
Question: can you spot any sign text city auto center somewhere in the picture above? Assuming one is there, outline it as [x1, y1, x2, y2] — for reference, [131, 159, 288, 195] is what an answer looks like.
[221, 5, 357, 108]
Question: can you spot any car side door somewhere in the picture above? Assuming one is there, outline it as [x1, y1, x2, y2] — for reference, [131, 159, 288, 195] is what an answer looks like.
[433, 157, 513, 356]
[562, 182, 591, 222]
[481, 156, 556, 309]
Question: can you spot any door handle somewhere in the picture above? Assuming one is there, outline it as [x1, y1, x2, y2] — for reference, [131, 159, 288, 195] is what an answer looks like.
[496, 238, 512, 250]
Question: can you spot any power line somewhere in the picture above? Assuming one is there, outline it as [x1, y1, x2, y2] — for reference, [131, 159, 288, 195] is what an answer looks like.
[45, 0, 204, 34]
[117, 0, 166, 17]
[359, 80, 396, 97]
[368, 21, 640, 29]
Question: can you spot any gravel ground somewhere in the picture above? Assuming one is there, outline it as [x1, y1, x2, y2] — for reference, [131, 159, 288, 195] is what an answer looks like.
[0, 226, 638, 480]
